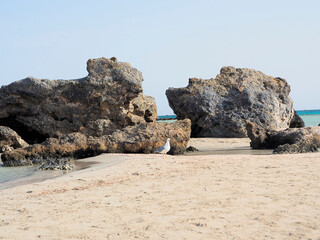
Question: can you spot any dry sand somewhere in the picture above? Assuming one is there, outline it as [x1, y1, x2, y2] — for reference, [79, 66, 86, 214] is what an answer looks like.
[0, 138, 320, 239]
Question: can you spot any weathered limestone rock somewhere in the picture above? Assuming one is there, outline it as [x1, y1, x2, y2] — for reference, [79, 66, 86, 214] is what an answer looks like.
[185, 146, 199, 152]
[273, 138, 319, 154]
[246, 121, 320, 154]
[0, 57, 157, 143]
[0, 145, 13, 153]
[0, 126, 29, 153]
[1, 119, 191, 166]
[289, 110, 305, 128]
[39, 158, 74, 171]
[166, 66, 294, 137]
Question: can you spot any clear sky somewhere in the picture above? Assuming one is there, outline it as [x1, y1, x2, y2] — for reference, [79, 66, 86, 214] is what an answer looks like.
[1, 0, 319, 115]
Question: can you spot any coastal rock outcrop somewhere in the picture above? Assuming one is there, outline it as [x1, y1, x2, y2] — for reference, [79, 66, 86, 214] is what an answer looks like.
[0, 57, 157, 143]
[246, 121, 320, 154]
[166, 66, 294, 137]
[0, 126, 29, 153]
[1, 119, 191, 166]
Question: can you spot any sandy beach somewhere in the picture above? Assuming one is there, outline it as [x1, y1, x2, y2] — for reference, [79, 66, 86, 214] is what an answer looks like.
[1, 138, 320, 239]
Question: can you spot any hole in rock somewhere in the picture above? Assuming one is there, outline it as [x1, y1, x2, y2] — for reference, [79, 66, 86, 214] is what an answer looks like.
[0, 116, 48, 144]
[191, 124, 203, 138]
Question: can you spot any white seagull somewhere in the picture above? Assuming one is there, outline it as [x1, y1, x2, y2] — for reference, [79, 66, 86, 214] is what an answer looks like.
[155, 138, 170, 159]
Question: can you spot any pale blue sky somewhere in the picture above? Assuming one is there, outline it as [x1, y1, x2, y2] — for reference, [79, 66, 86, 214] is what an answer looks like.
[1, 0, 319, 114]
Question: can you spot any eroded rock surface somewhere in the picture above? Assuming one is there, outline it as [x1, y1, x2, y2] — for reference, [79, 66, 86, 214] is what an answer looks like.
[185, 146, 199, 152]
[0, 57, 157, 143]
[166, 66, 294, 137]
[1, 119, 191, 166]
[0, 126, 29, 153]
[246, 121, 320, 154]
[39, 158, 74, 171]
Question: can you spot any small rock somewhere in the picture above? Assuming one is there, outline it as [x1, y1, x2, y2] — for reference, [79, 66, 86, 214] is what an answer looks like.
[110, 57, 117, 62]
[289, 110, 305, 128]
[195, 222, 204, 227]
[186, 146, 199, 152]
[0, 126, 29, 153]
[246, 121, 320, 154]
[0, 145, 14, 153]
[39, 158, 74, 171]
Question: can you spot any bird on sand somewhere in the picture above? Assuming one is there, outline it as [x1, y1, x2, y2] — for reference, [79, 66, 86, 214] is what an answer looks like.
[155, 138, 170, 159]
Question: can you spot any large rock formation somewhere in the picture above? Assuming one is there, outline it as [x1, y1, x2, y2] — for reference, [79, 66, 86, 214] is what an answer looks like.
[166, 66, 294, 137]
[0, 57, 192, 167]
[0, 57, 157, 143]
[1, 119, 191, 166]
[246, 121, 320, 154]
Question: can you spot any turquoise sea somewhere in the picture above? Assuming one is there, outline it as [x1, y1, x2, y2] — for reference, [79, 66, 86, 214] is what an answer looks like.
[1, 109, 319, 187]
[0, 165, 38, 184]
[158, 110, 320, 127]
[296, 109, 320, 127]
